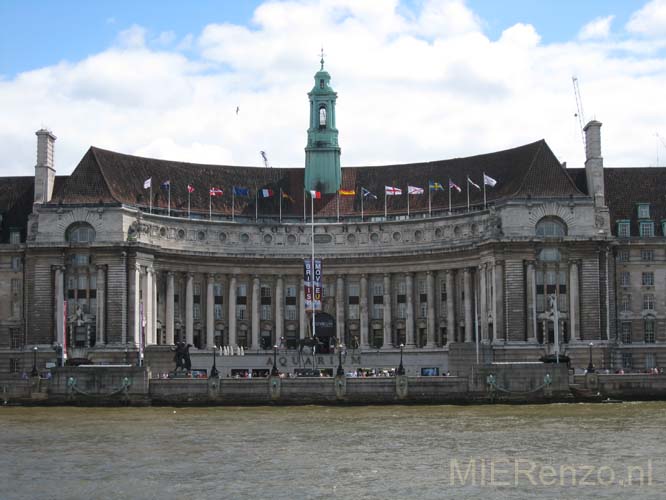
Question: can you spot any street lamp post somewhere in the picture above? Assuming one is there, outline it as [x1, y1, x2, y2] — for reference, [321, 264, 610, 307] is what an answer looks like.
[271, 344, 279, 376]
[30, 346, 38, 377]
[210, 345, 219, 378]
[587, 342, 595, 373]
[397, 343, 405, 376]
[336, 343, 344, 377]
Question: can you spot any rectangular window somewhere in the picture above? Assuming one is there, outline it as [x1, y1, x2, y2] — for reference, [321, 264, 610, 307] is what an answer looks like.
[639, 221, 654, 238]
[618, 249, 629, 262]
[373, 283, 383, 297]
[260, 304, 272, 321]
[644, 320, 655, 343]
[622, 352, 633, 369]
[418, 280, 426, 295]
[261, 286, 272, 305]
[620, 271, 630, 287]
[11, 256, 21, 271]
[645, 353, 656, 369]
[638, 203, 650, 219]
[643, 294, 655, 310]
[9, 358, 20, 373]
[621, 294, 631, 312]
[640, 249, 654, 262]
[214, 304, 223, 320]
[236, 284, 247, 305]
[286, 306, 297, 321]
[9, 230, 20, 244]
[642, 272, 654, 286]
[419, 302, 428, 318]
[617, 220, 631, 238]
[536, 271, 545, 312]
[397, 302, 407, 319]
[10, 328, 22, 349]
[440, 279, 447, 303]
[621, 322, 632, 344]
[12, 300, 21, 317]
[11, 278, 20, 294]
[236, 305, 246, 320]
[193, 304, 201, 320]
[372, 304, 383, 320]
[398, 282, 406, 295]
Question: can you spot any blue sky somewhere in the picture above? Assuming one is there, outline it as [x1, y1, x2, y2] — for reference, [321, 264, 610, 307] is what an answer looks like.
[0, 0, 665, 175]
[0, 0, 644, 78]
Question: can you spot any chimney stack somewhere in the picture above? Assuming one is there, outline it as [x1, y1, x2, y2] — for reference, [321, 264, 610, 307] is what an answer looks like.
[34, 128, 57, 204]
[583, 120, 605, 207]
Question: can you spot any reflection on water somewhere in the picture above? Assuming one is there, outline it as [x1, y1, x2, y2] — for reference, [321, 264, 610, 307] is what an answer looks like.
[1, 403, 665, 500]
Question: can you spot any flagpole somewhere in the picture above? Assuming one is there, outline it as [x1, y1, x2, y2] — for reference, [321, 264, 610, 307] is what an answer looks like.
[483, 172, 487, 209]
[303, 189, 306, 223]
[428, 184, 431, 217]
[232, 187, 235, 222]
[255, 189, 258, 222]
[168, 184, 171, 217]
[279, 188, 282, 224]
[361, 192, 364, 222]
[467, 176, 470, 212]
[311, 193, 316, 340]
[209, 189, 212, 220]
[475, 278, 479, 365]
[407, 190, 410, 218]
[149, 184, 152, 214]
[188, 189, 191, 219]
[384, 192, 387, 219]
[448, 178, 452, 214]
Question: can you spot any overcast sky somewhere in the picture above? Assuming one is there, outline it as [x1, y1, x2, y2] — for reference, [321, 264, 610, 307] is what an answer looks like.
[1, 0, 665, 177]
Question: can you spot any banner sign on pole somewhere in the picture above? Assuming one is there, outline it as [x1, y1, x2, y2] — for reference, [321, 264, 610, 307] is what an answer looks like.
[304, 258, 323, 312]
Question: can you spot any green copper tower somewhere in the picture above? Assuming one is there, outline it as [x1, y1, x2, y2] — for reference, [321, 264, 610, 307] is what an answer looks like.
[304, 55, 341, 194]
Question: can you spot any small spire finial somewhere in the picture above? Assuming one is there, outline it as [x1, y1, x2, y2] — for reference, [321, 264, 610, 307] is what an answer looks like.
[320, 46, 325, 70]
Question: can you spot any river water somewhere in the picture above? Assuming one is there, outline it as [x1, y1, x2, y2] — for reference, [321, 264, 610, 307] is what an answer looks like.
[1, 403, 665, 500]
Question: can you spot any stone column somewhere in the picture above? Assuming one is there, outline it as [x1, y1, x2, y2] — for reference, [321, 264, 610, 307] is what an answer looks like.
[446, 270, 455, 344]
[54, 266, 65, 347]
[382, 273, 392, 349]
[206, 274, 215, 348]
[152, 272, 157, 344]
[569, 260, 580, 342]
[405, 272, 415, 346]
[493, 260, 505, 343]
[360, 274, 369, 348]
[185, 273, 194, 346]
[228, 275, 237, 347]
[336, 275, 345, 343]
[251, 276, 260, 349]
[165, 272, 175, 345]
[299, 280, 306, 339]
[526, 261, 537, 343]
[463, 268, 472, 342]
[132, 264, 141, 346]
[145, 268, 154, 345]
[426, 271, 436, 348]
[275, 275, 284, 344]
[95, 265, 106, 346]
[479, 264, 488, 342]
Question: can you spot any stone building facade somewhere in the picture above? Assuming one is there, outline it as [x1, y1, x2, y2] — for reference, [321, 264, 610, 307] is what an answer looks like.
[0, 65, 663, 375]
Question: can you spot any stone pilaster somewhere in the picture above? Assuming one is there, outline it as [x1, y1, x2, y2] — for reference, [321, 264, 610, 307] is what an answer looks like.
[206, 274, 215, 348]
[383, 273, 392, 349]
[426, 271, 436, 347]
[405, 272, 415, 346]
[299, 280, 306, 339]
[144, 267, 154, 345]
[336, 275, 345, 343]
[252, 276, 260, 349]
[165, 272, 175, 345]
[360, 274, 369, 348]
[132, 263, 141, 346]
[54, 266, 65, 347]
[185, 273, 194, 346]
[463, 268, 472, 343]
[228, 275, 237, 347]
[95, 265, 106, 346]
[446, 270, 455, 344]
[493, 260, 505, 342]
[479, 264, 488, 342]
[275, 275, 284, 344]
[526, 260, 537, 343]
[569, 260, 580, 342]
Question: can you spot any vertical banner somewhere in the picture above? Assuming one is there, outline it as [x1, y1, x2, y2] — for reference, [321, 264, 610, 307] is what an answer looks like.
[304, 259, 323, 312]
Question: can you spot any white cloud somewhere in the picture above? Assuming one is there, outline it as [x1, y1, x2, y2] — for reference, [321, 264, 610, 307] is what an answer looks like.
[579, 15, 614, 40]
[627, 0, 666, 37]
[1, 0, 666, 178]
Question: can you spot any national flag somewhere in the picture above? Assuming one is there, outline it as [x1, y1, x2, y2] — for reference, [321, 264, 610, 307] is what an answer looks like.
[429, 181, 444, 191]
[339, 189, 356, 196]
[161, 180, 171, 190]
[484, 174, 498, 187]
[361, 187, 377, 199]
[233, 187, 250, 197]
[260, 189, 274, 198]
[282, 191, 295, 202]
[143, 177, 152, 189]
[209, 187, 223, 196]
[408, 185, 424, 195]
[187, 184, 195, 193]
[309, 190, 321, 199]
[467, 177, 481, 190]
[385, 186, 402, 196]
[449, 180, 461, 193]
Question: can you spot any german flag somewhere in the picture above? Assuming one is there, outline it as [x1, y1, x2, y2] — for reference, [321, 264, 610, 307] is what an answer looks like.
[339, 189, 356, 196]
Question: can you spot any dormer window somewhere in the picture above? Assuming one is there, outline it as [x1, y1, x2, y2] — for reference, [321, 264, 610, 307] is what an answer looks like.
[640, 221, 654, 238]
[9, 229, 20, 244]
[638, 203, 650, 219]
[617, 220, 630, 238]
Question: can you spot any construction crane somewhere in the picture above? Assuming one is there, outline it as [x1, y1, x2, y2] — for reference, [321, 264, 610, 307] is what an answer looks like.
[572, 76, 586, 152]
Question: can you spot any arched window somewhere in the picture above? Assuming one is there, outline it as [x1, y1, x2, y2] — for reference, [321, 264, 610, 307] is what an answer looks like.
[536, 217, 567, 237]
[319, 105, 327, 127]
[66, 222, 95, 244]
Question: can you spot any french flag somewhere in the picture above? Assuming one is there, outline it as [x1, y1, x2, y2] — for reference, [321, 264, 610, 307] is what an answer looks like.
[260, 189, 274, 198]
[310, 190, 321, 199]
